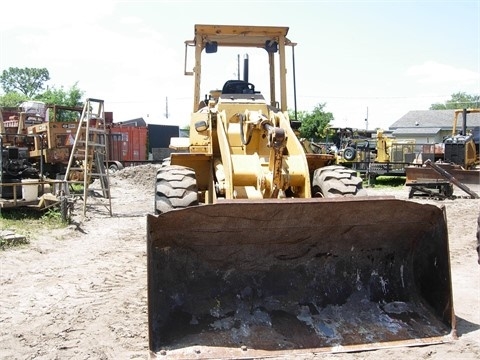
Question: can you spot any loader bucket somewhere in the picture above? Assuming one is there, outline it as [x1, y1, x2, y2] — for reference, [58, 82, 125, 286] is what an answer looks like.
[147, 197, 455, 359]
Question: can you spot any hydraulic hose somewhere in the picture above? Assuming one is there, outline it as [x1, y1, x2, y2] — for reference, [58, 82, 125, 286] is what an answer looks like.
[238, 113, 253, 146]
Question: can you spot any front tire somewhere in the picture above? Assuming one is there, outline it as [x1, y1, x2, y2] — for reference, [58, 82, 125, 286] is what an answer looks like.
[312, 165, 367, 197]
[343, 147, 356, 161]
[155, 165, 198, 214]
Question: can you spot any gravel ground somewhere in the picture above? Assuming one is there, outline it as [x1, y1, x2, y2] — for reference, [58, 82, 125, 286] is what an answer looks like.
[0, 165, 478, 359]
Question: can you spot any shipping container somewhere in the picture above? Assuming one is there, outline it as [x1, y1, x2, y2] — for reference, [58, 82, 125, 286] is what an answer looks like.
[108, 125, 148, 164]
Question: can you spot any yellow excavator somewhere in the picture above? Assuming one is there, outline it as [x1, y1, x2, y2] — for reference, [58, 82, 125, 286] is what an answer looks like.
[146, 24, 455, 358]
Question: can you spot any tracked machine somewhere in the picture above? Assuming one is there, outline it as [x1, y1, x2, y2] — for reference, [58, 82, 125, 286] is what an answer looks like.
[146, 24, 455, 358]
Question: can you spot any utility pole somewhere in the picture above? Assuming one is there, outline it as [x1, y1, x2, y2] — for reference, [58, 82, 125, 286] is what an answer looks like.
[165, 96, 169, 119]
[365, 106, 369, 130]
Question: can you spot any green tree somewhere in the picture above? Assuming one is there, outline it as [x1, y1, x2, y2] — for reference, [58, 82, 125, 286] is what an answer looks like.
[430, 91, 480, 110]
[0, 91, 28, 107]
[0, 67, 50, 98]
[290, 103, 334, 140]
[1, 75, 84, 113]
[288, 109, 309, 123]
[38, 82, 84, 107]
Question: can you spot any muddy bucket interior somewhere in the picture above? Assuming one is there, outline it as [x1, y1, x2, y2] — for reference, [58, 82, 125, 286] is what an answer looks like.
[147, 197, 455, 357]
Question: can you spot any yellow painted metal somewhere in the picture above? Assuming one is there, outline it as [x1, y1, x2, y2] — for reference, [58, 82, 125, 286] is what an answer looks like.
[150, 24, 456, 357]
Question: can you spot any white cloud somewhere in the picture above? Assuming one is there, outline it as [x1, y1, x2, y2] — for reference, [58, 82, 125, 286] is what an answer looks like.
[406, 61, 480, 85]
[0, 0, 115, 31]
[120, 16, 143, 25]
[2, 10, 181, 100]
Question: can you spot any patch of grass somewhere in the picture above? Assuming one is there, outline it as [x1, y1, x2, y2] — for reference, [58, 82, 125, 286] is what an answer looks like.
[42, 207, 66, 224]
[2, 207, 67, 225]
[365, 176, 406, 188]
[0, 207, 68, 250]
[69, 183, 85, 194]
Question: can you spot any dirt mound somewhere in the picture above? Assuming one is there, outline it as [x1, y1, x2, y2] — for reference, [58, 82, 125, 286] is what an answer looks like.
[110, 164, 163, 192]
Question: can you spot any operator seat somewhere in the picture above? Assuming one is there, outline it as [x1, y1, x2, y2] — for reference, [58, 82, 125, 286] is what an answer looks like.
[222, 80, 256, 94]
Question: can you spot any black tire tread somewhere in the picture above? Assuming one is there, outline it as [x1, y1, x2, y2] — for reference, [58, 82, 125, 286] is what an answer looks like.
[155, 165, 198, 214]
[312, 165, 366, 197]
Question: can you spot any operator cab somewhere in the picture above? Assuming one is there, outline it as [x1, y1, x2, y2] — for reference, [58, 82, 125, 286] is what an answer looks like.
[219, 80, 265, 103]
[197, 80, 266, 111]
[221, 80, 258, 95]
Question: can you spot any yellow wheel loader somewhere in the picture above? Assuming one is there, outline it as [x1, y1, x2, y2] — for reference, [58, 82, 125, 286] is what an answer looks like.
[146, 24, 455, 358]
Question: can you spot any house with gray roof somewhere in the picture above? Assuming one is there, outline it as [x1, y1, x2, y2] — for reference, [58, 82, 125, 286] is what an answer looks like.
[389, 110, 480, 144]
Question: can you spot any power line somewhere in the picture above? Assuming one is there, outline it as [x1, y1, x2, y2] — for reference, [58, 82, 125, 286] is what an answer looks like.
[298, 94, 479, 100]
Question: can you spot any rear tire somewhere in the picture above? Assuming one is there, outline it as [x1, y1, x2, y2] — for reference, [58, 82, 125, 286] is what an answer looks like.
[155, 165, 198, 214]
[312, 165, 367, 197]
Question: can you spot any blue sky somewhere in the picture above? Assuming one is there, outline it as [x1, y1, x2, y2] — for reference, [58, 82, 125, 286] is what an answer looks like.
[1, 0, 479, 130]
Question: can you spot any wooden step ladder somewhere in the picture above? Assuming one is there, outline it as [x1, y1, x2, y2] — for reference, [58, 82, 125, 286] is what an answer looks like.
[64, 98, 112, 216]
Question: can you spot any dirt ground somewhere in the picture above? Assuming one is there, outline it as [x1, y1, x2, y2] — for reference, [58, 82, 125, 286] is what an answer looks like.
[0, 164, 479, 360]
